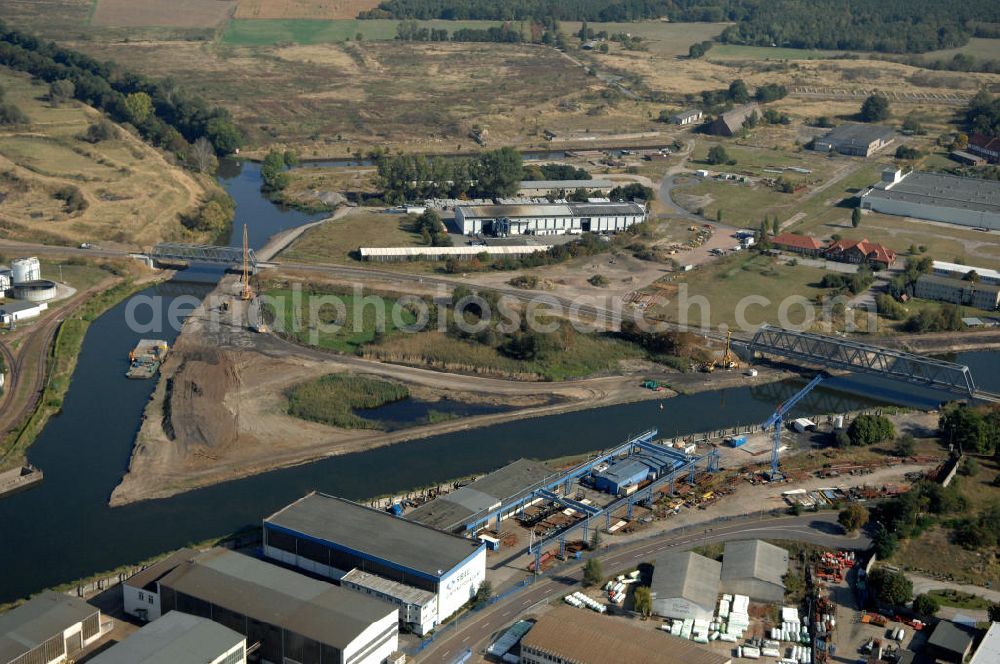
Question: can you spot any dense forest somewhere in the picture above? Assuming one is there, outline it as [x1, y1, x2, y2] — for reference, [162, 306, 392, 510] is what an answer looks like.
[362, 0, 1000, 54]
[0, 20, 241, 156]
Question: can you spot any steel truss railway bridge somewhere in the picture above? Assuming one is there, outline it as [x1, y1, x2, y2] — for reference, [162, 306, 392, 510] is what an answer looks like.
[747, 324, 999, 402]
[149, 243, 258, 272]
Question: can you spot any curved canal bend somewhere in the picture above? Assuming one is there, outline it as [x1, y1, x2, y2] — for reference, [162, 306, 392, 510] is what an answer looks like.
[1, 161, 997, 603]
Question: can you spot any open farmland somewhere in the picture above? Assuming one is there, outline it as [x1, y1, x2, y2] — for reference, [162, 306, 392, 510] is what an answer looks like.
[91, 0, 236, 27]
[0, 68, 218, 248]
[0, 0, 92, 37]
[66, 40, 595, 153]
[564, 21, 727, 58]
[235, 0, 382, 20]
[222, 18, 522, 45]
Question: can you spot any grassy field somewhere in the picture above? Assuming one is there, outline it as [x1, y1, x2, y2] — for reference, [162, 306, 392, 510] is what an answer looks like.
[91, 0, 235, 27]
[366, 329, 644, 381]
[68, 40, 594, 153]
[223, 19, 527, 45]
[924, 588, 994, 610]
[706, 45, 847, 61]
[0, 68, 218, 247]
[286, 373, 409, 429]
[236, 0, 382, 20]
[265, 287, 418, 352]
[918, 38, 1000, 62]
[281, 210, 426, 263]
[647, 252, 836, 330]
[564, 21, 727, 58]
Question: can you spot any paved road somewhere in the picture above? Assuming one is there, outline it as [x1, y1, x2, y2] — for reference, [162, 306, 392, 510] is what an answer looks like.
[421, 512, 865, 663]
[657, 174, 704, 222]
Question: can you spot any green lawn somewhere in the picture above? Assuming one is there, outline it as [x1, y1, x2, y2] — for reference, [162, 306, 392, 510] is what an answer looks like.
[648, 253, 836, 330]
[222, 19, 526, 45]
[706, 45, 849, 61]
[265, 288, 418, 353]
[280, 211, 427, 264]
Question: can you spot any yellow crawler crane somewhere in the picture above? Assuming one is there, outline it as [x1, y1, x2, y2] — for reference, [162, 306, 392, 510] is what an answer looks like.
[721, 330, 740, 370]
[241, 224, 253, 301]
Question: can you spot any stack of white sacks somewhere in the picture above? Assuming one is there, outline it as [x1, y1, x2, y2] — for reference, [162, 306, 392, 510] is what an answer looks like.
[563, 592, 607, 614]
[661, 593, 751, 644]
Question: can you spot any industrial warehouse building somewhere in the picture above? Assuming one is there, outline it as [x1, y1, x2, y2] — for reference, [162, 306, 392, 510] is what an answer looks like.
[124, 548, 198, 622]
[155, 549, 399, 664]
[927, 620, 975, 663]
[651, 552, 722, 621]
[708, 104, 758, 137]
[516, 179, 614, 196]
[593, 444, 690, 495]
[264, 492, 487, 633]
[455, 202, 646, 236]
[671, 109, 703, 126]
[406, 458, 554, 534]
[720, 540, 789, 603]
[0, 301, 48, 326]
[520, 606, 732, 664]
[915, 274, 1000, 311]
[932, 260, 1000, 285]
[811, 123, 894, 157]
[859, 170, 1000, 231]
[969, 621, 1000, 664]
[358, 245, 552, 262]
[0, 591, 105, 664]
[89, 611, 246, 664]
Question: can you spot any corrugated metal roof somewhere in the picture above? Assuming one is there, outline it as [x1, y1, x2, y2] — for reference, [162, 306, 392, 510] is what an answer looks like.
[158, 549, 396, 650]
[929, 620, 975, 655]
[933, 260, 1000, 283]
[458, 202, 645, 219]
[341, 569, 436, 607]
[407, 458, 555, 532]
[521, 606, 732, 664]
[595, 459, 650, 486]
[721, 540, 788, 587]
[518, 180, 614, 190]
[818, 123, 894, 148]
[359, 246, 551, 258]
[867, 171, 1000, 215]
[652, 552, 722, 610]
[88, 611, 244, 664]
[125, 549, 199, 592]
[265, 493, 483, 578]
[0, 591, 98, 662]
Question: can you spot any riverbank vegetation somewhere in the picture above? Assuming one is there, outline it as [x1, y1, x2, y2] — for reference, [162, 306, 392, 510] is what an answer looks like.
[1, 265, 157, 470]
[286, 373, 409, 429]
[876, 402, 1000, 586]
[0, 68, 225, 246]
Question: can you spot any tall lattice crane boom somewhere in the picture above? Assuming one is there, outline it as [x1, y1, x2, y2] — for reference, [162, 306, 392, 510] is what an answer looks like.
[761, 374, 826, 478]
[241, 224, 253, 301]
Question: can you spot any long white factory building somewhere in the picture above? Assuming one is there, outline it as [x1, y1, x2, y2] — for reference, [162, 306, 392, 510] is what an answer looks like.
[859, 169, 1000, 231]
[456, 201, 646, 236]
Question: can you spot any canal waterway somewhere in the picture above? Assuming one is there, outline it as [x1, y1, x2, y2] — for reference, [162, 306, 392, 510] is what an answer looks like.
[0, 160, 997, 604]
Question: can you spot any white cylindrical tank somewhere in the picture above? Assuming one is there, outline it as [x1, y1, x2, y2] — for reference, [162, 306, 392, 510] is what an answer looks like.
[11, 257, 40, 284]
[833, 415, 845, 429]
[0, 271, 10, 293]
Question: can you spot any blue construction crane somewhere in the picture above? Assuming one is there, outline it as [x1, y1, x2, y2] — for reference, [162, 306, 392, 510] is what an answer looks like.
[761, 374, 826, 479]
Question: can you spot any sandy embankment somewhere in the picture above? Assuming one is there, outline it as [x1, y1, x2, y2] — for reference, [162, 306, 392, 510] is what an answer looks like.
[109, 281, 789, 506]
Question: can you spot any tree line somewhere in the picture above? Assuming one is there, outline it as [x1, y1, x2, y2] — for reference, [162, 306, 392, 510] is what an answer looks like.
[376, 147, 525, 203]
[0, 20, 242, 160]
[362, 0, 999, 54]
[396, 20, 525, 42]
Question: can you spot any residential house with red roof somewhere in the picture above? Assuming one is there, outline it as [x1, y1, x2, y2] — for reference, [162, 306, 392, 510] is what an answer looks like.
[824, 238, 896, 269]
[771, 233, 825, 257]
[969, 133, 1000, 164]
